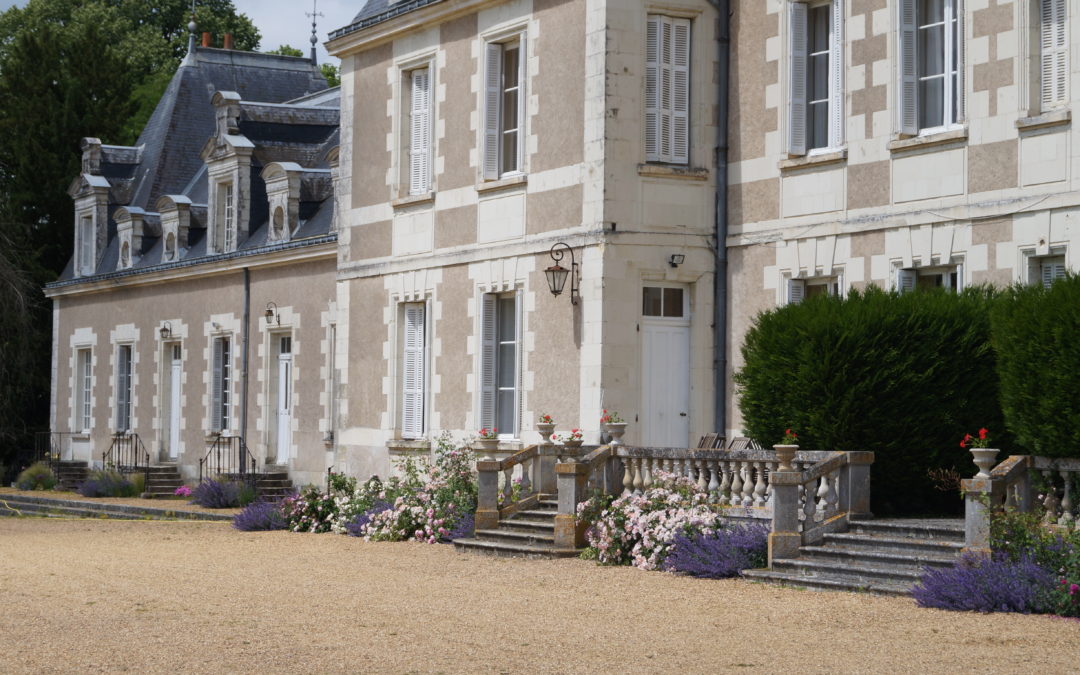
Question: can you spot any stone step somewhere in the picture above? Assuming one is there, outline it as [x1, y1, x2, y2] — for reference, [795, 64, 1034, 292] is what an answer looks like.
[0, 493, 233, 521]
[0, 500, 147, 520]
[798, 545, 957, 570]
[514, 508, 557, 521]
[847, 519, 965, 542]
[771, 557, 924, 587]
[452, 537, 580, 559]
[741, 568, 913, 596]
[822, 532, 964, 556]
[254, 479, 293, 488]
[474, 528, 556, 546]
[499, 518, 556, 533]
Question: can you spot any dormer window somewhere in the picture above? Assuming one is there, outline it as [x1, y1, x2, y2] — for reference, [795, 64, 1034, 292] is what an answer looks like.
[272, 207, 285, 240]
[164, 233, 176, 261]
[120, 242, 131, 268]
[215, 182, 236, 253]
[78, 215, 95, 276]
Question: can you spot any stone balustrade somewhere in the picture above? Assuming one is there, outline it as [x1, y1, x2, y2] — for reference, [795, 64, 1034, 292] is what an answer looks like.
[963, 454, 1080, 553]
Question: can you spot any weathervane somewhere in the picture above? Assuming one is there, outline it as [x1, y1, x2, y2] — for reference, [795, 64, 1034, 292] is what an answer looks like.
[307, 0, 324, 65]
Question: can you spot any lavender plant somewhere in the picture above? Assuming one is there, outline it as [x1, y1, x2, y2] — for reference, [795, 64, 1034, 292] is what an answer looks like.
[15, 462, 57, 491]
[912, 553, 1055, 614]
[191, 478, 255, 508]
[77, 470, 139, 498]
[233, 499, 288, 531]
[663, 523, 770, 578]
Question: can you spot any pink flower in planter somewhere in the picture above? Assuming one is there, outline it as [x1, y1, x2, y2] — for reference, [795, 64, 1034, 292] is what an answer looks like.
[174, 485, 192, 497]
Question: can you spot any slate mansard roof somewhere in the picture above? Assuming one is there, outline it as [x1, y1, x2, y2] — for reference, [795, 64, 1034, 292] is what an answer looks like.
[53, 46, 340, 286]
[328, 0, 445, 40]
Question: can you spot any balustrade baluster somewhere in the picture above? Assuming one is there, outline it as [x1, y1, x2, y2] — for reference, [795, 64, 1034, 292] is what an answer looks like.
[520, 458, 532, 496]
[803, 477, 817, 522]
[738, 463, 753, 507]
[642, 458, 653, 490]
[696, 459, 708, 492]
[682, 457, 692, 480]
[502, 467, 513, 504]
[825, 470, 839, 515]
[719, 461, 732, 505]
[764, 461, 776, 504]
[753, 461, 767, 506]
[1043, 470, 1060, 524]
[729, 461, 743, 506]
[1059, 470, 1074, 526]
[708, 460, 721, 497]
[816, 472, 830, 513]
[622, 457, 634, 496]
[633, 458, 644, 494]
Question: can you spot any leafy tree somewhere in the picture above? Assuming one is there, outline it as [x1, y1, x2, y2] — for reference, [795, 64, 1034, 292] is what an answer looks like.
[268, 44, 304, 57]
[321, 62, 340, 88]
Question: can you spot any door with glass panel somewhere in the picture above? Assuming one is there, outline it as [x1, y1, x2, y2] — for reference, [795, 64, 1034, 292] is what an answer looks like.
[275, 336, 293, 464]
[641, 285, 691, 447]
[167, 344, 182, 459]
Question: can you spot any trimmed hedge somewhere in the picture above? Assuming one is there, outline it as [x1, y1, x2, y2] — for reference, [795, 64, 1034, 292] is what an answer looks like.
[734, 286, 1006, 515]
[990, 273, 1080, 458]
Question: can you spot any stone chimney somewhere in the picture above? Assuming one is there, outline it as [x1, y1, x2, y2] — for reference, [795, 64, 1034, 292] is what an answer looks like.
[223, 33, 234, 50]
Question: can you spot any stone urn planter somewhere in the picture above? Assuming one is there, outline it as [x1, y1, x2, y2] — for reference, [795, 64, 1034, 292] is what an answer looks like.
[473, 438, 500, 460]
[773, 443, 799, 472]
[970, 447, 999, 478]
[603, 422, 628, 446]
[559, 438, 584, 463]
[536, 422, 556, 444]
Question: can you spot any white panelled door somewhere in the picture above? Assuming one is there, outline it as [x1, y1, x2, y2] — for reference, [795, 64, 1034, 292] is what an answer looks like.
[168, 344, 182, 459]
[276, 336, 293, 464]
[641, 285, 691, 447]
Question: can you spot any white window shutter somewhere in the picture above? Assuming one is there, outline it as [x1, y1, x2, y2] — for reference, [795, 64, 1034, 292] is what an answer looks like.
[516, 35, 527, 172]
[1040, 0, 1068, 110]
[788, 2, 808, 155]
[787, 278, 806, 304]
[1041, 258, 1066, 288]
[402, 304, 425, 439]
[409, 68, 430, 195]
[954, 262, 964, 291]
[79, 217, 94, 276]
[513, 290, 523, 438]
[645, 16, 661, 161]
[829, 0, 845, 148]
[479, 294, 497, 431]
[954, 0, 965, 122]
[671, 18, 690, 164]
[897, 268, 917, 293]
[212, 338, 223, 430]
[482, 43, 503, 180]
[898, 0, 918, 135]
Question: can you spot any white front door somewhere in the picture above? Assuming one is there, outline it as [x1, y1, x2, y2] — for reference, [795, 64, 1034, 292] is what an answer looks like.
[276, 337, 293, 464]
[641, 285, 691, 447]
[168, 345, 182, 459]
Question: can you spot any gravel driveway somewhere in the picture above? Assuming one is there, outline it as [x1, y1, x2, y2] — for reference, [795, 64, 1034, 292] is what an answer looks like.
[0, 518, 1076, 673]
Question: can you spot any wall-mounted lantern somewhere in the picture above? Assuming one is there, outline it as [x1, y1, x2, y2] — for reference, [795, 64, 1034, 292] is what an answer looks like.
[159, 321, 173, 340]
[544, 242, 580, 305]
[265, 301, 280, 326]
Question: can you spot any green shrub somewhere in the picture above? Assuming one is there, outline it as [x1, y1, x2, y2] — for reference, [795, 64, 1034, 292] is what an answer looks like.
[77, 470, 140, 498]
[735, 286, 1006, 515]
[990, 274, 1080, 458]
[16, 462, 57, 491]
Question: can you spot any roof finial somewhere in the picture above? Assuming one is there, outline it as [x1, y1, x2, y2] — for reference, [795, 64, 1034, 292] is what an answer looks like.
[186, 0, 197, 56]
[307, 0, 323, 65]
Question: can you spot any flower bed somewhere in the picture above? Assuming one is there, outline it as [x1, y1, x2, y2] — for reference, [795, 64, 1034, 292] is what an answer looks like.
[577, 471, 767, 577]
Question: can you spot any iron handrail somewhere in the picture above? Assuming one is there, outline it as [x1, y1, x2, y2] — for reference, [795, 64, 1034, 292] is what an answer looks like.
[198, 435, 258, 483]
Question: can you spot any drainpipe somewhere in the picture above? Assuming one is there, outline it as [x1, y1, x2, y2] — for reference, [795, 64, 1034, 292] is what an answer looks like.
[706, 0, 731, 437]
[241, 267, 251, 445]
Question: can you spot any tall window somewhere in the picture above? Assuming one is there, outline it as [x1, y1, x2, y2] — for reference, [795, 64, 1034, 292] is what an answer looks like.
[76, 348, 92, 431]
[479, 293, 520, 438]
[646, 15, 690, 164]
[78, 216, 95, 276]
[215, 183, 235, 253]
[1040, 0, 1068, 111]
[896, 263, 963, 292]
[788, 1, 844, 154]
[115, 345, 132, 432]
[211, 336, 231, 431]
[786, 275, 843, 304]
[408, 68, 431, 195]
[899, 0, 963, 134]
[401, 304, 426, 439]
[483, 37, 525, 179]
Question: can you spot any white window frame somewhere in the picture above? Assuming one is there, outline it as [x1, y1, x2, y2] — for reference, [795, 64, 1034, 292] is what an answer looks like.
[211, 335, 232, 432]
[115, 344, 133, 433]
[895, 260, 964, 293]
[786, 272, 844, 304]
[482, 35, 526, 180]
[214, 182, 235, 253]
[407, 66, 432, 195]
[78, 215, 95, 276]
[646, 14, 691, 164]
[641, 284, 690, 320]
[1039, 0, 1068, 111]
[400, 303, 427, 439]
[479, 291, 521, 440]
[788, 0, 844, 155]
[76, 348, 93, 432]
[898, 0, 964, 135]
[1025, 247, 1067, 288]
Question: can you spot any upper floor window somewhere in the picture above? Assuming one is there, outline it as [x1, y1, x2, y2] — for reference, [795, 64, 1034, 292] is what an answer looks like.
[483, 37, 525, 179]
[1039, 0, 1068, 111]
[899, 0, 964, 134]
[408, 67, 432, 195]
[1029, 253, 1066, 288]
[646, 15, 690, 164]
[78, 215, 95, 276]
[896, 263, 963, 293]
[788, 1, 844, 155]
[787, 275, 843, 304]
[214, 182, 235, 253]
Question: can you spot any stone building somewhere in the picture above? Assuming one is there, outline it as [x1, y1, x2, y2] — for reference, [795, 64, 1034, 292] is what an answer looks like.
[326, 0, 724, 478]
[46, 42, 341, 485]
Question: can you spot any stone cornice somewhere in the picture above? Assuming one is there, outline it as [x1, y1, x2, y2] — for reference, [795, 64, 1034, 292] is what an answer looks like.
[44, 235, 336, 299]
[327, 0, 504, 56]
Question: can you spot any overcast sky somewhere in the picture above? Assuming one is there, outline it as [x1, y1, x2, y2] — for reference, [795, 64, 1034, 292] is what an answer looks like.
[0, 0, 363, 65]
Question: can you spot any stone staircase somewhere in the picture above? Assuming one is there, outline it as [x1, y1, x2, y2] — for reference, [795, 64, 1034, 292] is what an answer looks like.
[142, 464, 184, 498]
[0, 491, 232, 521]
[453, 495, 581, 558]
[54, 460, 89, 491]
[742, 518, 965, 595]
[253, 466, 295, 500]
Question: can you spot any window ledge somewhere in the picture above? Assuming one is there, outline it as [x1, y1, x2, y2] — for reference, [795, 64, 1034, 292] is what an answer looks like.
[888, 128, 968, 153]
[391, 192, 435, 209]
[476, 174, 527, 194]
[387, 439, 431, 455]
[778, 149, 847, 171]
[71, 433, 91, 441]
[1016, 109, 1071, 132]
[637, 163, 709, 181]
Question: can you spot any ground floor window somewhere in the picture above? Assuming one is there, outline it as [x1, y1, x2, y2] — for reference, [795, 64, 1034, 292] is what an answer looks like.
[76, 348, 92, 431]
[115, 345, 132, 432]
[479, 292, 520, 438]
[211, 336, 231, 432]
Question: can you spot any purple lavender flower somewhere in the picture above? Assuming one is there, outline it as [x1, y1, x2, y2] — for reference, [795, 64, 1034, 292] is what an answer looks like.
[344, 501, 393, 537]
[912, 553, 1055, 614]
[233, 500, 287, 531]
[662, 523, 769, 578]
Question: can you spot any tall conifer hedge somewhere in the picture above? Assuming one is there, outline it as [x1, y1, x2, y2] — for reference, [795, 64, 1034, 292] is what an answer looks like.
[735, 286, 1005, 515]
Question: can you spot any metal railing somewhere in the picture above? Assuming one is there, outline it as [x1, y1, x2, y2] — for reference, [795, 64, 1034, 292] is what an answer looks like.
[34, 431, 79, 470]
[102, 432, 150, 473]
[199, 435, 258, 483]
